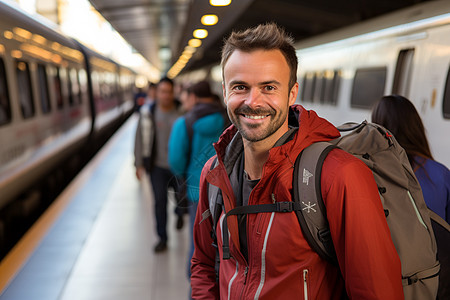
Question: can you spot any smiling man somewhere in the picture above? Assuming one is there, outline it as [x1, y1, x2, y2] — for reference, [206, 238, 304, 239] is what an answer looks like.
[190, 23, 403, 299]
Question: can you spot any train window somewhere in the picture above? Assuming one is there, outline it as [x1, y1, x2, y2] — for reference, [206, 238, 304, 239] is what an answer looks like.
[64, 68, 74, 106]
[37, 64, 51, 114]
[351, 67, 387, 109]
[323, 70, 341, 105]
[392, 49, 415, 96]
[313, 72, 325, 103]
[69, 69, 81, 104]
[302, 72, 316, 102]
[0, 57, 11, 126]
[443, 66, 450, 119]
[52, 67, 64, 109]
[15, 60, 35, 119]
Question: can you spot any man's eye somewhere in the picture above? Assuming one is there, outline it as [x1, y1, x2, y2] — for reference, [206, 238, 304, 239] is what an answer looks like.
[233, 85, 246, 91]
[264, 86, 275, 91]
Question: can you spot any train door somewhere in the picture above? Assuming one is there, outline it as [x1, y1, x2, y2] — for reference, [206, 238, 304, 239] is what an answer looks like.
[392, 48, 415, 97]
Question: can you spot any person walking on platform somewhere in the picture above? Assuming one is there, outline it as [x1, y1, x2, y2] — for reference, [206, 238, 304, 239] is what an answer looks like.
[372, 95, 450, 223]
[134, 77, 183, 253]
[190, 23, 403, 299]
[168, 81, 229, 280]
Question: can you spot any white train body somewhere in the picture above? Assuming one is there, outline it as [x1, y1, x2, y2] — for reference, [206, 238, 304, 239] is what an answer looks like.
[295, 0, 450, 168]
[0, 1, 136, 210]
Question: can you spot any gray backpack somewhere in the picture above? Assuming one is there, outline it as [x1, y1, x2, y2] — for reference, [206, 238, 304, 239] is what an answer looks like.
[207, 121, 441, 299]
[294, 121, 440, 299]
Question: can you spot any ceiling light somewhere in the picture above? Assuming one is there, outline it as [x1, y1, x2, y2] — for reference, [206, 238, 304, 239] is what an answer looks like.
[201, 14, 218, 26]
[193, 29, 208, 39]
[210, 0, 231, 6]
[184, 46, 197, 53]
[188, 39, 202, 48]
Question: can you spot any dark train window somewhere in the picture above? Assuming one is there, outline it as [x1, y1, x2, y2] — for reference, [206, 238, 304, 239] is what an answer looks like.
[443, 66, 450, 119]
[64, 68, 74, 106]
[301, 72, 316, 102]
[351, 67, 387, 109]
[0, 57, 11, 126]
[323, 70, 341, 105]
[313, 72, 325, 103]
[15, 60, 35, 119]
[52, 67, 64, 109]
[70, 69, 81, 104]
[37, 64, 51, 114]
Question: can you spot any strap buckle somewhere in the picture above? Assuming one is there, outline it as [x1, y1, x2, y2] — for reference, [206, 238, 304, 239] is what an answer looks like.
[277, 201, 294, 212]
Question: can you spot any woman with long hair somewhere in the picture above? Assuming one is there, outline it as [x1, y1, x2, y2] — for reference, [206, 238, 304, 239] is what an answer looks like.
[371, 95, 449, 223]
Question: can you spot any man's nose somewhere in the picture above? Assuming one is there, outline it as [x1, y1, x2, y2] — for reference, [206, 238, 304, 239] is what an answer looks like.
[244, 88, 263, 107]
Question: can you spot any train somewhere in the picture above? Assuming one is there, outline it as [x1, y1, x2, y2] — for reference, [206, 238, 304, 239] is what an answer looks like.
[180, 0, 450, 169]
[295, 0, 450, 168]
[0, 1, 137, 255]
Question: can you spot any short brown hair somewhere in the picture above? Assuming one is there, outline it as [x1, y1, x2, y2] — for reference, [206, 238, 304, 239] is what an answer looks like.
[221, 23, 298, 90]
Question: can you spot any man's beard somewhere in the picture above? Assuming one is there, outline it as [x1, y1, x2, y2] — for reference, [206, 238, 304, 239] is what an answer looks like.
[229, 105, 287, 142]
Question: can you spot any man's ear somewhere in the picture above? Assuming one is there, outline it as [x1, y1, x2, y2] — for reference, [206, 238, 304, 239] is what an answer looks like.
[289, 82, 299, 106]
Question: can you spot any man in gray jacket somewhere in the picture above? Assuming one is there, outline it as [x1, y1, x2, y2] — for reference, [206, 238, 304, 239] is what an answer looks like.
[134, 77, 183, 252]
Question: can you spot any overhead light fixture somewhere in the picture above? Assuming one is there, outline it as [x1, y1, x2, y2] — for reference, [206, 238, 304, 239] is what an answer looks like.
[188, 39, 202, 48]
[210, 0, 231, 6]
[193, 29, 208, 39]
[184, 46, 197, 53]
[201, 14, 218, 26]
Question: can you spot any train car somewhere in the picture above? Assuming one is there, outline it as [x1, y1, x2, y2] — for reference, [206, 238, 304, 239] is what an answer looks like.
[0, 1, 92, 213]
[0, 1, 137, 256]
[295, 0, 450, 168]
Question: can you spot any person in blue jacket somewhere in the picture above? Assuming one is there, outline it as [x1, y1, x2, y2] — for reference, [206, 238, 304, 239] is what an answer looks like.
[372, 95, 449, 223]
[168, 81, 229, 278]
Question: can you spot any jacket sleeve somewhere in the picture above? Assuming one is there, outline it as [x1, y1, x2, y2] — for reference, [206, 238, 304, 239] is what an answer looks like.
[190, 157, 220, 299]
[322, 149, 404, 299]
[168, 117, 190, 176]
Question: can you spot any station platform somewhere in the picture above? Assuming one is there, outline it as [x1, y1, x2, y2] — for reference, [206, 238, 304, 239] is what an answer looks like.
[0, 115, 190, 299]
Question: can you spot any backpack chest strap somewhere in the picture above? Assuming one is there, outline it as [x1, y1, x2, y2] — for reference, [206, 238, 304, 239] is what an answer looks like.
[221, 202, 302, 259]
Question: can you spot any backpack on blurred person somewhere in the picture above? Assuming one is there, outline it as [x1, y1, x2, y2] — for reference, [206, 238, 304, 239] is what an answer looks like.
[207, 121, 442, 299]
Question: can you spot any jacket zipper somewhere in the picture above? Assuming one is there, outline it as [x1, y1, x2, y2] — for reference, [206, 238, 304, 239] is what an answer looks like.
[237, 266, 249, 299]
[303, 269, 309, 300]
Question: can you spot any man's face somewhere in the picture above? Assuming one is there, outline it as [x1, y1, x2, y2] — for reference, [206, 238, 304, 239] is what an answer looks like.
[156, 81, 174, 107]
[222, 49, 298, 143]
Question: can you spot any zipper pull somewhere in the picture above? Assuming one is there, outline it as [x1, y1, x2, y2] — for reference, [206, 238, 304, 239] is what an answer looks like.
[303, 269, 309, 300]
[243, 266, 249, 284]
[271, 193, 276, 203]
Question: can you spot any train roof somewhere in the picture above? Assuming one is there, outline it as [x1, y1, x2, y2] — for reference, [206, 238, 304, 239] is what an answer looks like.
[295, 0, 450, 51]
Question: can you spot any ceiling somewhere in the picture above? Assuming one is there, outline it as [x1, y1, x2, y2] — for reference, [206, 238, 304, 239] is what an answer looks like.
[88, 0, 433, 77]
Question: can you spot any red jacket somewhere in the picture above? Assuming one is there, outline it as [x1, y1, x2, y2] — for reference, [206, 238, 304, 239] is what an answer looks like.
[191, 105, 403, 299]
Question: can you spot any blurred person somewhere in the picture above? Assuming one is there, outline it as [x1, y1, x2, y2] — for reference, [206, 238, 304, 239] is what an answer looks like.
[372, 95, 449, 223]
[168, 81, 229, 281]
[134, 77, 184, 253]
[190, 23, 403, 299]
[178, 84, 196, 113]
[145, 82, 157, 105]
[133, 87, 146, 112]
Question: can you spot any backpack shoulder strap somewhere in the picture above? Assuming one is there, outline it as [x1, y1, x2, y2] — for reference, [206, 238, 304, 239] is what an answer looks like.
[204, 156, 222, 283]
[293, 141, 339, 265]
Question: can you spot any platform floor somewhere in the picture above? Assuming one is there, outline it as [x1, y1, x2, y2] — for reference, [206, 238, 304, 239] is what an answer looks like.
[0, 115, 191, 299]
